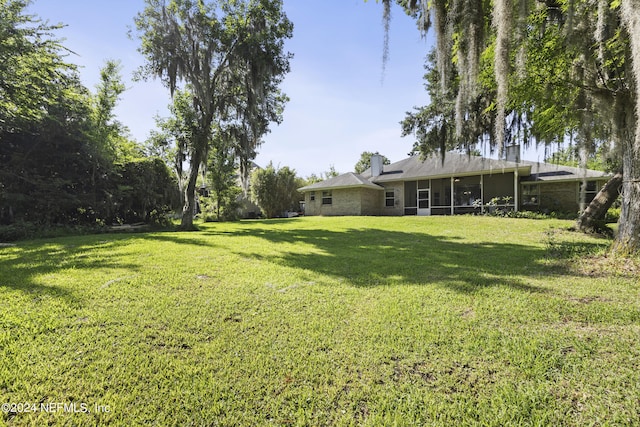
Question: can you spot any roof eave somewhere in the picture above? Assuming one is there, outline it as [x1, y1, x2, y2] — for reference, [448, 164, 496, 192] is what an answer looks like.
[372, 165, 532, 182]
[298, 184, 384, 192]
[523, 174, 611, 183]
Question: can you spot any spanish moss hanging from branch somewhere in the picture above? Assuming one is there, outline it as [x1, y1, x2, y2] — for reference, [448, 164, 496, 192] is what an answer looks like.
[492, 0, 513, 155]
[386, 0, 640, 254]
[381, 0, 392, 80]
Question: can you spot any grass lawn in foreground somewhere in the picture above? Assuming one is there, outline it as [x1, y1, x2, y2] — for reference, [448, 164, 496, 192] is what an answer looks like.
[0, 216, 639, 426]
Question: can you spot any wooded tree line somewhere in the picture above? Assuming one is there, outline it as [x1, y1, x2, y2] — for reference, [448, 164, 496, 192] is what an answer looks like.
[384, 0, 640, 255]
[0, 0, 360, 228]
[8, 0, 637, 254]
[0, 1, 178, 234]
[1, 0, 294, 235]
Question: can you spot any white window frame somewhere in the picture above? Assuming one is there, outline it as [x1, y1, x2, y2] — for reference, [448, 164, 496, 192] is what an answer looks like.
[322, 191, 332, 205]
[385, 190, 395, 207]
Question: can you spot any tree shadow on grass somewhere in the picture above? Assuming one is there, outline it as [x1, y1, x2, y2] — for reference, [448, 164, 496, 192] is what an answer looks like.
[199, 224, 557, 294]
[1, 221, 606, 298]
[0, 235, 141, 301]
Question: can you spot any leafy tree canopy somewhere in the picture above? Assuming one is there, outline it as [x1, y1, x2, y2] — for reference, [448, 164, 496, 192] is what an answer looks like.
[354, 151, 391, 174]
[133, 0, 293, 230]
[0, 0, 75, 133]
[250, 162, 302, 218]
[0, 1, 178, 231]
[385, 0, 640, 254]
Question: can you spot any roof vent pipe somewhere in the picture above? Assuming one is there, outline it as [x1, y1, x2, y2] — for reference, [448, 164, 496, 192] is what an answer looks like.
[371, 154, 384, 177]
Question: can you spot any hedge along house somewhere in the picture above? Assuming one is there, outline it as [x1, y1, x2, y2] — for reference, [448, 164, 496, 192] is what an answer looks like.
[299, 153, 611, 216]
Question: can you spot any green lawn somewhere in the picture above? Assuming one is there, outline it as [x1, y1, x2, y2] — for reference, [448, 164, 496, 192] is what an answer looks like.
[1, 216, 638, 426]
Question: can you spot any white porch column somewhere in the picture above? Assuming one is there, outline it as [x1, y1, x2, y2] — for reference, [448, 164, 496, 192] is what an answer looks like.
[480, 174, 485, 214]
[450, 176, 455, 215]
[514, 169, 519, 212]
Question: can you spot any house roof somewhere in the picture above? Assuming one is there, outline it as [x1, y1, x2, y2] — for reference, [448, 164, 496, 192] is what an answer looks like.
[298, 153, 611, 193]
[520, 160, 610, 182]
[298, 172, 384, 192]
[362, 153, 530, 182]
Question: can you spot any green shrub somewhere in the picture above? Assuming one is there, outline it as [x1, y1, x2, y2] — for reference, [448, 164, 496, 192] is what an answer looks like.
[250, 163, 302, 218]
[0, 221, 110, 242]
[605, 207, 620, 223]
[199, 193, 241, 222]
[148, 207, 175, 228]
[512, 210, 552, 219]
[0, 222, 38, 241]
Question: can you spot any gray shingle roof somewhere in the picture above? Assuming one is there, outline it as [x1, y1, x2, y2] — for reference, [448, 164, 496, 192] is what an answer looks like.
[520, 160, 610, 182]
[363, 153, 529, 182]
[298, 153, 611, 192]
[298, 172, 384, 192]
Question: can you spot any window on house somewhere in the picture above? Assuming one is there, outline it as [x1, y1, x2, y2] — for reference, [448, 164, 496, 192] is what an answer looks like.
[310, 192, 315, 201]
[385, 190, 395, 207]
[322, 191, 332, 205]
[581, 181, 599, 204]
[522, 184, 540, 206]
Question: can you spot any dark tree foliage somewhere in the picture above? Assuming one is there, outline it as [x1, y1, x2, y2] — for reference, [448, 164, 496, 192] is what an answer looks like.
[205, 135, 241, 221]
[114, 158, 180, 224]
[0, 0, 71, 133]
[401, 50, 496, 160]
[0, 1, 179, 235]
[0, 73, 104, 225]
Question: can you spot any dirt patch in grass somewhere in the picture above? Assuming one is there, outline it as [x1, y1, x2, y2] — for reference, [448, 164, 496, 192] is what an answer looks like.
[566, 295, 612, 304]
[570, 254, 640, 278]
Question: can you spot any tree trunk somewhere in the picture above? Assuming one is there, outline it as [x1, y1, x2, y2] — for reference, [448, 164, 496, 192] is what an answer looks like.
[615, 0, 640, 255]
[216, 192, 221, 221]
[180, 144, 204, 231]
[180, 166, 199, 230]
[576, 172, 622, 232]
[612, 146, 640, 255]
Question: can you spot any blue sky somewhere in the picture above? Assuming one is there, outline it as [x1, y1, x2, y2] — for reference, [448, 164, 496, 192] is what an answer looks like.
[27, 1, 545, 177]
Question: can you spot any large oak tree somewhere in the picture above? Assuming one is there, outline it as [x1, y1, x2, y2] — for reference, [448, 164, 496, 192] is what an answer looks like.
[385, 0, 640, 255]
[133, 0, 292, 230]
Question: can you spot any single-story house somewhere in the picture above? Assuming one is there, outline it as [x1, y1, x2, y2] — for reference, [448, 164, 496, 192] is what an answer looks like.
[299, 153, 611, 216]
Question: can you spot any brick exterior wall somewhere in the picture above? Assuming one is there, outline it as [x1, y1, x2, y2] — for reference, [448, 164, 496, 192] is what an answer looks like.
[380, 183, 404, 216]
[303, 191, 319, 216]
[304, 188, 383, 216]
[360, 188, 384, 215]
[538, 182, 580, 213]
